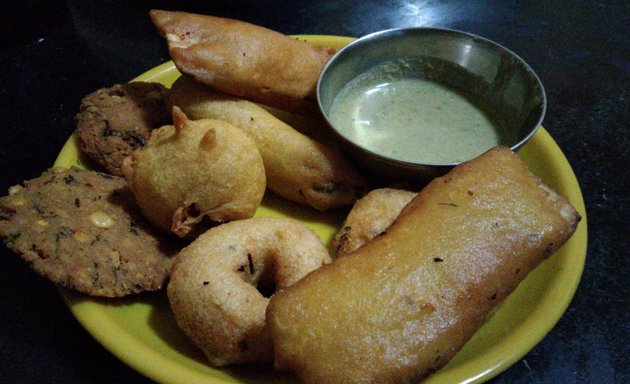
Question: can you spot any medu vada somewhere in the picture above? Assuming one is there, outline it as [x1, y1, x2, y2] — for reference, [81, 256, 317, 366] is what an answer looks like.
[167, 217, 331, 366]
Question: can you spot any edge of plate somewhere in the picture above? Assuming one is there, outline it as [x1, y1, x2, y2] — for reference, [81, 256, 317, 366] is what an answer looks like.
[423, 128, 588, 384]
[54, 35, 588, 384]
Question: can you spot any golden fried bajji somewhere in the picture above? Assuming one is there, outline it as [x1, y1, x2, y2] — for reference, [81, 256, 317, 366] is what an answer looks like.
[150, 9, 334, 116]
[266, 147, 581, 384]
[122, 107, 265, 238]
[168, 75, 367, 211]
[332, 187, 417, 257]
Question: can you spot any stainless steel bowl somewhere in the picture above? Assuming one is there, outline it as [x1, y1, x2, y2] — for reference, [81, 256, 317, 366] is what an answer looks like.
[317, 27, 546, 184]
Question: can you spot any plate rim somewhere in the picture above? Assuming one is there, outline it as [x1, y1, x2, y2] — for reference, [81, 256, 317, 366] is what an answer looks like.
[55, 34, 588, 384]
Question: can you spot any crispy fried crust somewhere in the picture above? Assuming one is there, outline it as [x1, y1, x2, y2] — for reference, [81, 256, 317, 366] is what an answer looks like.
[75, 82, 170, 175]
[0, 167, 178, 297]
[168, 75, 367, 211]
[150, 9, 335, 116]
[332, 188, 417, 257]
[168, 217, 331, 366]
[266, 147, 581, 384]
[122, 107, 266, 238]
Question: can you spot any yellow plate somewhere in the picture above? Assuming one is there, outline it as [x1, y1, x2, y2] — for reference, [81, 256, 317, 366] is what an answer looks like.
[55, 35, 587, 384]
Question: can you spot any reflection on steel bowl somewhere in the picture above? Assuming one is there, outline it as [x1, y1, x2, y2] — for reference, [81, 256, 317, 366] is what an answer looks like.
[318, 27, 546, 184]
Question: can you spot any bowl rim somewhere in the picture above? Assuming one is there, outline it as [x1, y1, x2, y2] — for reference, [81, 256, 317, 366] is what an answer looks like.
[316, 26, 548, 168]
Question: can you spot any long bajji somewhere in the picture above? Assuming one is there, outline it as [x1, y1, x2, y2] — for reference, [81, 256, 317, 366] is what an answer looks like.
[150, 9, 334, 117]
[168, 75, 367, 211]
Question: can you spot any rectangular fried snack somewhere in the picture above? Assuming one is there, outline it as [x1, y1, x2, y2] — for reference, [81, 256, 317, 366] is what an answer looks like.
[266, 147, 581, 384]
[150, 10, 335, 117]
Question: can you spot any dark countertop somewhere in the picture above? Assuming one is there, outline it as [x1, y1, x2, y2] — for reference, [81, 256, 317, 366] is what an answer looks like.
[0, 1, 627, 383]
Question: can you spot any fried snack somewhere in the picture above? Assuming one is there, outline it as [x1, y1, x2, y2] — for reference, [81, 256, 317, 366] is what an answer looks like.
[266, 147, 581, 384]
[75, 82, 170, 175]
[0, 167, 178, 297]
[122, 107, 265, 238]
[168, 217, 331, 366]
[332, 188, 417, 257]
[150, 9, 335, 117]
[169, 75, 367, 211]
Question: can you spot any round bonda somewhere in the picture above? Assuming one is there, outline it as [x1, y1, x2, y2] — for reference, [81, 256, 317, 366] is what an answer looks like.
[122, 107, 265, 238]
[167, 217, 332, 366]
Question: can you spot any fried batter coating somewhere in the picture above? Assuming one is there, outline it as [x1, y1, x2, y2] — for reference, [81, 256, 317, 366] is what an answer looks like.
[266, 147, 581, 384]
[168, 217, 331, 366]
[122, 107, 265, 238]
[332, 188, 417, 257]
[150, 9, 335, 116]
[169, 75, 367, 211]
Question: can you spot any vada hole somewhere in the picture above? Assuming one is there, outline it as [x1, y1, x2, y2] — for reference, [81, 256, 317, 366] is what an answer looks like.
[256, 274, 276, 298]
[238, 255, 277, 298]
[236, 268, 277, 298]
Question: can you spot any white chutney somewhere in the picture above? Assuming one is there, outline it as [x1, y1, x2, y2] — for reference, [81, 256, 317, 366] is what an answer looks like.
[328, 61, 509, 164]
